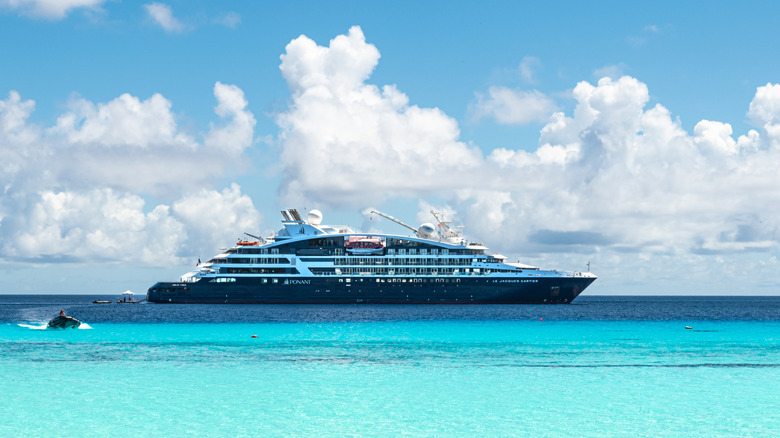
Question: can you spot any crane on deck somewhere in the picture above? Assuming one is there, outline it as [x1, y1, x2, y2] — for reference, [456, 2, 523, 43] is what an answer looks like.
[369, 210, 421, 237]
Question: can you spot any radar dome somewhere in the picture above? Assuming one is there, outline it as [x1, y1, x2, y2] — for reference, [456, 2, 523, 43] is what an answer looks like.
[418, 223, 436, 237]
[307, 209, 323, 225]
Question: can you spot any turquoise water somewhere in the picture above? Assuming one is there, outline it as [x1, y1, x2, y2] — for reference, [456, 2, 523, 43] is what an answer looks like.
[2, 314, 778, 437]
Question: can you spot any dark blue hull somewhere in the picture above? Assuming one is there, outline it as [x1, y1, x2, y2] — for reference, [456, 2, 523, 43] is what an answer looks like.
[47, 315, 82, 329]
[147, 276, 596, 304]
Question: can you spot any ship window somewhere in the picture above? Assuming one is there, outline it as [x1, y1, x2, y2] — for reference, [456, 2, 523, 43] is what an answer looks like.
[262, 278, 267, 284]
[272, 278, 278, 284]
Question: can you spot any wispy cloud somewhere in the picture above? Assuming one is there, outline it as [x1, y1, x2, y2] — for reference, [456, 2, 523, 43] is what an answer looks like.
[143, 2, 185, 33]
[593, 63, 628, 80]
[0, 0, 106, 20]
[518, 56, 541, 84]
[627, 23, 666, 47]
[214, 11, 240, 29]
[470, 87, 557, 125]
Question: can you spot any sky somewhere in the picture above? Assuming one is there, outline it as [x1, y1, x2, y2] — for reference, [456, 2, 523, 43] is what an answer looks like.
[1, 0, 780, 295]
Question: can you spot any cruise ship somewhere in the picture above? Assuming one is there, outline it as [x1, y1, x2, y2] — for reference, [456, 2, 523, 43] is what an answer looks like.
[147, 209, 596, 304]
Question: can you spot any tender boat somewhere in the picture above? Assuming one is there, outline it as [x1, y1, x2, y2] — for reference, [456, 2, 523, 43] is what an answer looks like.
[48, 315, 81, 329]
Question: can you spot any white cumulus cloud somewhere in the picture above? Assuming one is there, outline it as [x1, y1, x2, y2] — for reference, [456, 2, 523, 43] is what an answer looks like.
[271, 27, 780, 293]
[173, 183, 262, 257]
[4, 189, 184, 264]
[2, 185, 261, 266]
[40, 81, 255, 195]
[277, 26, 482, 206]
[52, 92, 193, 148]
[747, 82, 780, 148]
[0, 83, 259, 266]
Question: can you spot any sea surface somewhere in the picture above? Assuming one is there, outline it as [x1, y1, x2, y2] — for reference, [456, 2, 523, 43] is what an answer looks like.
[1, 295, 778, 437]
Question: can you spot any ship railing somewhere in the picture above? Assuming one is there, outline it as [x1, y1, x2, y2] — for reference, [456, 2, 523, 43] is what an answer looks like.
[547, 270, 584, 277]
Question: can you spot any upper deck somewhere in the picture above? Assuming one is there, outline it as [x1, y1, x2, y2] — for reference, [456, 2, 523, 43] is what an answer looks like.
[212, 208, 497, 259]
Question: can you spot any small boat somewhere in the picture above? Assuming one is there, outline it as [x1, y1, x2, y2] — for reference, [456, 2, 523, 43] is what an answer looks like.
[48, 315, 81, 329]
[93, 300, 112, 304]
[117, 290, 137, 303]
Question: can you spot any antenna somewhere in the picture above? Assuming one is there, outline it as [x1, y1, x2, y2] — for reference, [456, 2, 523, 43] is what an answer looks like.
[370, 210, 420, 236]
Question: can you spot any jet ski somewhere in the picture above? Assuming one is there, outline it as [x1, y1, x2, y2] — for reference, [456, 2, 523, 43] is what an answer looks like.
[48, 315, 81, 329]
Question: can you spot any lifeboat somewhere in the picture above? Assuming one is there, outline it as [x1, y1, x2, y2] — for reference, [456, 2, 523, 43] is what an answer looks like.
[346, 237, 385, 255]
[236, 240, 260, 246]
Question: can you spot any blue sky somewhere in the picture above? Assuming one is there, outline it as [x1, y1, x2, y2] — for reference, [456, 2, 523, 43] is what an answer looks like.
[2, 0, 780, 295]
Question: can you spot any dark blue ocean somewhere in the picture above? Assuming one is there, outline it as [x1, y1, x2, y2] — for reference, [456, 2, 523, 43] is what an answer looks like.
[2, 295, 778, 436]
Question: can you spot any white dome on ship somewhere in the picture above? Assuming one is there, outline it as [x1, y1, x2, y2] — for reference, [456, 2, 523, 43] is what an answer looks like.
[418, 223, 436, 237]
[308, 209, 323, 225]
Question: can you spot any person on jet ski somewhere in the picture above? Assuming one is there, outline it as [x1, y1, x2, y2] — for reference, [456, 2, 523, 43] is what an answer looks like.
[59, 309, 65, 316]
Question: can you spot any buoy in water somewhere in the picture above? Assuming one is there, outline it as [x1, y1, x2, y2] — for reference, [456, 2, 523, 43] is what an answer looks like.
[251, 335, 258, 338]
[685, 326, 693, 330]
[539, 318, 543, 321]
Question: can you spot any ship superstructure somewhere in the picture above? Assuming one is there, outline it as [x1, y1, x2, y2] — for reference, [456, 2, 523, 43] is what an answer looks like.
[147, 209, 596, 304]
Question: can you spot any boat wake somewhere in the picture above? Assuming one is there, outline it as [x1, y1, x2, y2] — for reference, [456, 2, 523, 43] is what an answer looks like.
[17, 322, 92, 330]
[17, 323, 47, 330]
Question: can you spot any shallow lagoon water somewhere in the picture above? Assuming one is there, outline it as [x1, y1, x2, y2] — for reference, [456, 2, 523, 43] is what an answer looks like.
[1, 296, 778, 436]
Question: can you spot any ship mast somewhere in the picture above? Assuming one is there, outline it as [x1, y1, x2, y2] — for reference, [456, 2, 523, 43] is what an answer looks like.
[370, 210, 420, 237]
[430, 210, 462, 241]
